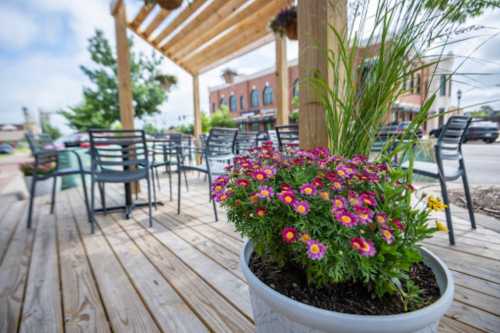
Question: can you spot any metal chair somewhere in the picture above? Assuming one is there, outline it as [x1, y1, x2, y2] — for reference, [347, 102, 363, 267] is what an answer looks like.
[402, 116, 476, 245]
[275, 124, 299, 152]
[25, 133, 91, 229]
[177, 127, 238, 221]
[236, 130, 259, 155]
[88, 129, 153, 231]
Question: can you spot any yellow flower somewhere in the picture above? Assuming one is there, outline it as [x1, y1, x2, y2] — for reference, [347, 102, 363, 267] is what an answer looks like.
[435, 220, 448, 232]
[427, 196, 447, 212]
[300, 233, 311, 243]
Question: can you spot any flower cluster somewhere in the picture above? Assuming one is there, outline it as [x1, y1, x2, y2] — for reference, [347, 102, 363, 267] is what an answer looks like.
[19, 161, 56, 176]
[217, 143, 439, 299]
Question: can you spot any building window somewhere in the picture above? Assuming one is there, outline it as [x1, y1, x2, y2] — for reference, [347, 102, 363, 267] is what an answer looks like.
[211, 102, 215, 113]
[439, 75, 447, 96]
[219, 97, 227, 107]
[250, 89, 259, 108]
[263, 86, 273, 105]
[410, 73, 415, 93]
[292, 79, 299, 98]
[229, 96, 237, 112]
[416, 74, 421, 95]
[240, 96, 244, 110]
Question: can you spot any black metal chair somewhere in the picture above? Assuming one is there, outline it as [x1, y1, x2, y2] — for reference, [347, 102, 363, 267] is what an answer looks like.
[177, 127, 238, 221]
[25, 133, 91, 229]
[88, 129, 153, 232]
[236, 130, 259, 155]
[402, 116, 476, 245]
[275, 124, 299, 152]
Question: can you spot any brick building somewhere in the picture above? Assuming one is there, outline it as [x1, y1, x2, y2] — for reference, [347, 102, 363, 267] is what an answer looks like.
[208, 53, 458, 133]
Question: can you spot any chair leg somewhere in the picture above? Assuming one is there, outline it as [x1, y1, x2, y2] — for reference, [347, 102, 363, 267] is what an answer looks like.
[177, 167, 182, 215]
[79, 173, 93, 231]
[438, 176, 455, 245]
[27, 178, 37, 229]
[98, 182, 106, 214]
[151, 167, 158, 210]
[168, 164, 173, 202]
[461, 168, 476, 230]
[212, 197, 219, 222]
[146, 175, 153, 228]
[184, 170, 189, 192]
[90, 178, 96, 233]
[155, 167, 161, 191]
[50, 177, 57, 214]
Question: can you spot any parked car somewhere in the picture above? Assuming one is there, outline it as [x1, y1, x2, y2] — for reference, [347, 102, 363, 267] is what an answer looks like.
[430, 120, 499, 143]
[57, 132, 89, 148]
[377, 121, 423, 141]
[0, 143, 14, 154]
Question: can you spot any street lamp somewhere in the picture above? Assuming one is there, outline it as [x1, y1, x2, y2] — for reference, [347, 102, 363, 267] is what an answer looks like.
[457, 89, 462, 111]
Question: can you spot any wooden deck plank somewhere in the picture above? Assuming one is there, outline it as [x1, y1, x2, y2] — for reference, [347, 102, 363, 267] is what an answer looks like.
[426, 232, 500, 261]
[447, 300, 500, 333]
[454, 285, 500, 317]
[439, 316, 484, 333]
[66, 190, 162, 333]
[113, 213, 254, 332]
[20, 201, 64, 333]
[97, 213, 209, 333]
[0, 201, 25, 264]
[453, 271, 500, 299]
[57, 192, 111, 333]
[0, 200, 35, 333]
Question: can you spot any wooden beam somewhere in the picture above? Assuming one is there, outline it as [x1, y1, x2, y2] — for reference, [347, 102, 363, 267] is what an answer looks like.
[141, 8, 171, 39]
[275, 34, 289, 126]
[182, 15, 270, 70]
[110, 0, 122, 16]
[151, 0, 208, 46]
[129, 3, 155, 30]
[192, 74, 202, 161]
[298, 0, 347, 149]
[171, 0, 291, 61]
[161, 0, 245, 55]
[113, 1, 134, 130]
[197, 34, 275, 74]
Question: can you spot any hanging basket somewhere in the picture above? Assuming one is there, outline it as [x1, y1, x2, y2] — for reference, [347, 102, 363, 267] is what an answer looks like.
[286, 21, 298, 40]
[156, 0, 183, 10]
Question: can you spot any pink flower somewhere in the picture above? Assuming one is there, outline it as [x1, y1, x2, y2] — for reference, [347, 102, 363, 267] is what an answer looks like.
[214, 175, 229, 185]
[311, 177, 325, 188]
[392, 219, 405, 231]
[278, 191, 295, 205]
[236, 178, 250, 187]
[354, 207, 373, 224]
[214, 191, 231, 203]
[257, 185, 274, 199]
[212, 183, 225, 193]
[293, 200, 310, 215]
[348, 191, 362, 207]
[262, 166, 277, 178]
[380, 227, 395, 244]
[256, 207, 267, 217]
[359, 193, 377, 207]
[331, 195, 348, 210]
[281, 226, 298, 244]
[336, 165, 355, 178]
[374, 212, 388, 225]
[351, 237, 377, 257]
[335, 209, 358, 228]
[252, 170, 267, 182]
[281, 183, 292, 191]
[306, 240, 327, 260]
[300, 183, 317, 196]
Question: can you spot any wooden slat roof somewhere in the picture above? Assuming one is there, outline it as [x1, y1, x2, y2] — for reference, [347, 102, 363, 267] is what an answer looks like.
[126, 0, 292, 74]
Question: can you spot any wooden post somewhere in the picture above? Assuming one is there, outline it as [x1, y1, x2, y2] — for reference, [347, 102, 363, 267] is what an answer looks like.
[298, 0, 347, 149]
[112, 0, 140, 193]
[275, 33, 289, 126]
[192, 74, 202, 164]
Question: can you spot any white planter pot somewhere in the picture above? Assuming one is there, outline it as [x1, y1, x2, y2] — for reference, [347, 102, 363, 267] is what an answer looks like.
[241, 240, 454, 333]
[24, 176, 54, 197]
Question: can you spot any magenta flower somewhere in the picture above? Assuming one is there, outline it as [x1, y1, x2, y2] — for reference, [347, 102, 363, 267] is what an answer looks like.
[278, 191, 295, 205]
[331, 195, 348, 210]
[281, 226, 298, 244]
[354, 206, 374, 224]
[255, 207, 267, 218]
[252, 170, 267, 182]
[351, 237, 377, 257]
[392, 219, 405, 231]
[348, 191, 362, 207]
[380, 227, 395, 244]
[311, 177, 324, 188]
[257, 185, 274, 200]
[281, 183, 292, 191]
[293, 200, 310, 215]
[214, 191, 231, 203]
[336, 165, 355, 178]
[262, 166, 277, 178]
[300, 183, 317, 196]
[335, 209, 358, 228]
[211, 183, 225, 193]
[214, 175, 229, 185]
[359, 193, 377, 207]
[236, 178, 250, 187]
[306, 239, 327, 260]
[374, 212, 388, 225]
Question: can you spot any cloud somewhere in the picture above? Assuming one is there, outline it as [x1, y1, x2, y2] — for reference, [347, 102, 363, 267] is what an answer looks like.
[0, 5, 38, 51]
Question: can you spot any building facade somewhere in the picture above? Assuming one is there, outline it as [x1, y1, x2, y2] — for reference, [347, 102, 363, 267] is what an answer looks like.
[208, 54, 458, 133]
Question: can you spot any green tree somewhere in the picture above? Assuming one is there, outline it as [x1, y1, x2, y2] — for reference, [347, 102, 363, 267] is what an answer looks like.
[61, 30, 175, 131]
[42, 123, 62, 140]
[210, 106, 237, 128]
[176, 112, 211, 135]
[425, 0, 500, 22]
[143, 123, 161, 136]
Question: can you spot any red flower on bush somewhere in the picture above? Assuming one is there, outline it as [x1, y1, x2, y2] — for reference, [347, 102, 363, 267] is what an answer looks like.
[281, 226, 298, 243]
[351, 237, 376, 257]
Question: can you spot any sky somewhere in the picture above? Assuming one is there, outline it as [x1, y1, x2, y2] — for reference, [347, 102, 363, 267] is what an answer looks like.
[0, 0, 499, 134]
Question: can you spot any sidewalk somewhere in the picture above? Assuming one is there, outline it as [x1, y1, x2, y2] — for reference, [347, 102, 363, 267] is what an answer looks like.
[0, 151, 31, 200]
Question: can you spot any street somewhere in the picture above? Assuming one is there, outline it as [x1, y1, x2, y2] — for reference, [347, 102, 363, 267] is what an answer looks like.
[461, 142, 500, 185]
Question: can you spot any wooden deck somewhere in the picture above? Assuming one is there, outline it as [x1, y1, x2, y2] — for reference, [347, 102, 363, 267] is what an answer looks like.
[0, 174, 499, 332]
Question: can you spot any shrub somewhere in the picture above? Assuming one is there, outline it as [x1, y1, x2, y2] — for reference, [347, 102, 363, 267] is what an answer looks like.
[20, 161, 56, 176]
[216, 143, 445, 307]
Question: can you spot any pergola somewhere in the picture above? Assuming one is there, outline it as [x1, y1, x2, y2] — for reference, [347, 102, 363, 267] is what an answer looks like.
[110, 0, 347, 149]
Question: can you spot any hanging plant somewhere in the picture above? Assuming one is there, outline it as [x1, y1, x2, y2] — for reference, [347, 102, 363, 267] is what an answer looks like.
[221, 68, 238, 84]
[270, 6, 297, 40]
[154, 74, 178, 91]
[144, 0, 183, 11]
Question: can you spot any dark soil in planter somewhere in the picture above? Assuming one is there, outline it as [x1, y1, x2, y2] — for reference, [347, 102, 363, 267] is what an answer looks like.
[250, 253, 441, 315]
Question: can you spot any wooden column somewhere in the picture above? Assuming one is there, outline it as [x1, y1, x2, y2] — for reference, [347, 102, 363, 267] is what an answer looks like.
[298, 0, 347, 149]
[192, 74, 202, 164]
[275, 34, 289, 125]
[112, 0, 134, 130]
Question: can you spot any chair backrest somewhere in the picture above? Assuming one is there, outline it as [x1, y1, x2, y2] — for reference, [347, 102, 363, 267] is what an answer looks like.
[25, 133, 58, 165]
[436, 116, 471, 161]
[236, 131, 259, 154]
[275, 124, 299, 151]
[206, 127, 238, 156]
[88, 129, 148, 172]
